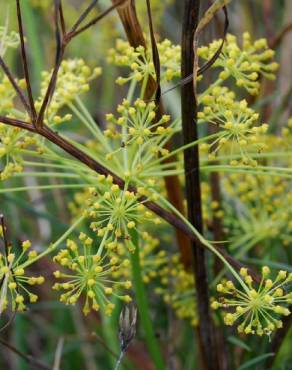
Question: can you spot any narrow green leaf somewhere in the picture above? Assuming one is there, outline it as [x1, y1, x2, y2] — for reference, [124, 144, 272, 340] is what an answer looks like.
[238, 353, 275, 370]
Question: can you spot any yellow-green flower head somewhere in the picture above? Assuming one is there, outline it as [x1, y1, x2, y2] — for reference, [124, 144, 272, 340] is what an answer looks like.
[198, 32, 278, 95]
[0, 75, 25, 114]
[83, 179, 162, 250]
[35, 59, 102, 124]
[108, 38, 181, 85]
[53, 233, 132, 315]
[156, 255, 198, 326]
[105, 98, 176, 179]
[0, 162, 23, 182]
[0, 120, 39, 181]
[0, 238, 44, 313]
[198, 87, 268, 165]
[222, 174, 292, 248]
[212, 267, 292, 336]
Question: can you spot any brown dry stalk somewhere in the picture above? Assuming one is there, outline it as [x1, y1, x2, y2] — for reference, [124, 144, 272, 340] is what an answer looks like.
[111, 0, 193, 268]
[181, 0, 219, 369]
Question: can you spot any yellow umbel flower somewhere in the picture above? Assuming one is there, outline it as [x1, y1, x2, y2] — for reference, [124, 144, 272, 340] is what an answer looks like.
[83, 180, 161, 250]
[35, 59, 102, 124]
[198, 87, 268, 165]
[0, 75, 18, 114]
[212, 267, 292, 336]
[105, 98, 178, 181]
[53, 233, 132, 315]
[0, 237, 44, 313]
[108, 38, 181, 84]
[222, 174, 292, 248]
[0, 121, 38, 181]
[198, 33, 278, 95]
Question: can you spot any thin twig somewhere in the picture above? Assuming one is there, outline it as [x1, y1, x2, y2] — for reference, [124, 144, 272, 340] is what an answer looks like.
[114, 351, 125, 370]
[68, 0, 126, 39]
[0, 57, 31, 115]
[269, 22, 292, 49]
[53, 337, 64, 370]
[0, 338, 53, 370]
[16, 0, 37, 122]
[70, 0, 99, 33]
[145, 0, 161, 103]
[36, 0, 64, 128]
[58, 0, 66, 36]
[91, 333, 131, 370]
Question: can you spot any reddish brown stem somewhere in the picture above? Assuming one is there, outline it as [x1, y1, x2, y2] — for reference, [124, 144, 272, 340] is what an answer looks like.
[181, 1, 220, 369]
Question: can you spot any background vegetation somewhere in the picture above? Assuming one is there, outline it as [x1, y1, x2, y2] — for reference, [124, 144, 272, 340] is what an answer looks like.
[0, 1, 291, 370]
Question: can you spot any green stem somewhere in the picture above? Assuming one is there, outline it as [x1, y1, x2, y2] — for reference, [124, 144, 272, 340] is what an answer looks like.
[68, 101, 102, 139]
[140, 73, 150, 100]
[148, 132, 222, 167]
[0, 184, 93, 193]
[212, 151, 292, 162]
[13, 172, 88, 179]
[200, 165, 292, 179]
[129, 229, 165, 370]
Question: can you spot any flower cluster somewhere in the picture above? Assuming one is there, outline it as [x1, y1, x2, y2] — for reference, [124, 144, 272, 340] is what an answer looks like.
[83, 179, 161, 250]
[0, 122, 38, 181]
[0, 72, 30, 182]
[198, 87, 268, 165]
[108, 38, 181, 85]
[105, 98, 175, 178]
[158, 39, 181, 81]
[198, 33, 278, 95]
[0, 232, 44, 313]
[222, 174, 292, 248]
[212, 267, 292, 336]
[53, 232, 132, 315]
[156, 255, 198, 326]
[0, 76, 17, 114]
[35, 59, 102, 124]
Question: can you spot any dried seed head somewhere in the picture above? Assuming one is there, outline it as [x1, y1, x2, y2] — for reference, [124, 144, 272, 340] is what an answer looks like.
[118, 302, 137, 352]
